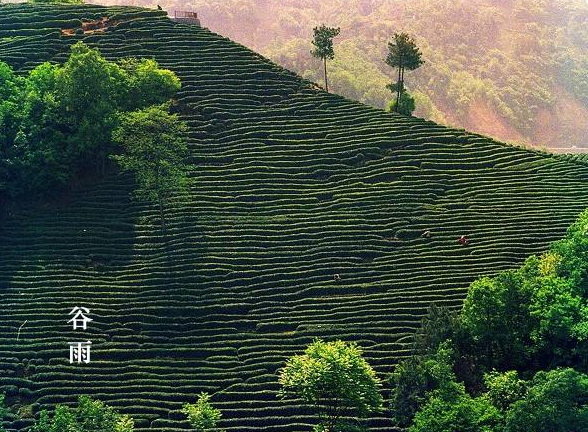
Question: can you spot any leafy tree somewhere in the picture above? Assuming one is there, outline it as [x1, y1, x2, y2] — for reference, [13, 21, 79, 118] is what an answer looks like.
[311, 24, 340, 92]
[0, 61, 25, 194]
[528, 274, 582, 365]
[409, 382, 502, 432]
[504, 368, 588, 432]
[118, 58, 181, 111]
[385, 33, 424, 114]
[112, 104, 189, 231]
[55, 41, 127, 174]
[462, 270, 534, 371]
[412, 304, 461, 356]
[483, 370, 527, 412]
[390, 341, 456, 428]
[0, 42, 182, 200]
[279, 339, 383, 432]
[31, 395, 134, 432]
[387, 90, 416, 116]
[182, 392, 223, 432]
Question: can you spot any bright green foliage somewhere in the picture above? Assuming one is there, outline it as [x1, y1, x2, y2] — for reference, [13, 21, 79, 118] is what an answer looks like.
[279, 339, 383, 432]
[0, 41, 180, 198]
[112, 104, 189, 230]
[29, 411, 51, 432]
[504, 368, 588, 432]
[388, 91, 416, 116]
[385, 33, 424, 114]
[118, 58, 181, 111]
[404, 367, 588, 432]
[0, 61, 25, 192]
[529, 275, 582, 358]
[55, 42, 126, 172]
[462, 209, 588, 370]
[182, 392, 223, 432]
[483, 371, 527, 412]
[310, 24, 340, 92]
[462, 270, 534, 371]
[390, 341, 456, 427]
[409, 382, 501, 432]
[31, 395, 134, 432]
[460, 211, 588, 369]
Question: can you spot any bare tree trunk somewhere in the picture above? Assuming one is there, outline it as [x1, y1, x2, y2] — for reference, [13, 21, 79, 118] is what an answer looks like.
[395, 64, 402, 112]
[400, 66, 405, 112]
[324, 57, 329, 92]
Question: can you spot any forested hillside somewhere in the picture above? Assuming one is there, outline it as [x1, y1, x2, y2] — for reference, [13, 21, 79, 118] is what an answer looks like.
[1, 3, 588, 432]
[92, 0, 588, 151]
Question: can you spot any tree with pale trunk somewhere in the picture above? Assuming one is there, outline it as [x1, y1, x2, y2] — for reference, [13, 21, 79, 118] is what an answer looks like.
[311, 25, 340, 92]
[385, 32, 424, 114]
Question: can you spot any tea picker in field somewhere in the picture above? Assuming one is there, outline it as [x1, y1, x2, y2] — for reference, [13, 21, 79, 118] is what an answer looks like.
[458, 235, 469, 246]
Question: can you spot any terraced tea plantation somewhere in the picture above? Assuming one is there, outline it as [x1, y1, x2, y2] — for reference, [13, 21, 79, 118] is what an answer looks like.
[1, 4, 588, 431]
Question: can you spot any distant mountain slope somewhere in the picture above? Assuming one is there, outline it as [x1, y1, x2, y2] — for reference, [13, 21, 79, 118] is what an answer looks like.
[1, 4, 588, 432]
[94, 0, 588, 151]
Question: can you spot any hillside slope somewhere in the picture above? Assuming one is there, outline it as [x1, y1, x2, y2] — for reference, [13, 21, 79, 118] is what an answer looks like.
[1, 4, 588, 432]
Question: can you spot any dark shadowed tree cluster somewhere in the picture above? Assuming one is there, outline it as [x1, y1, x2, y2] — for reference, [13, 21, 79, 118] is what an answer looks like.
[390, 208, 588, 431]
[0, 42, 183, 200]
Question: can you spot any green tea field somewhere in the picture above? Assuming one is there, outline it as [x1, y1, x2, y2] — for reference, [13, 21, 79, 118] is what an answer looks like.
[1, 4, 588, 431]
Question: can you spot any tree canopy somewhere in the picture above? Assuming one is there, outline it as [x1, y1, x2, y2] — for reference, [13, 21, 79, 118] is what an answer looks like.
[310, 24, 340, 92]
[385, 33, 425, 72]
[0, 41, 181, 199]
[111, 103, 189, 230]
[279, 339, 383, 432]
[385, 32, 424, 114]
[182, 392, 223, 432]
[30, 395, 134, 432]
[311, 25, 340, 62]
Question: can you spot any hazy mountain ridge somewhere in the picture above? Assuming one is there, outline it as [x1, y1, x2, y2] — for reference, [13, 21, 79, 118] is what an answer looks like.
[93, 0, 588, 151]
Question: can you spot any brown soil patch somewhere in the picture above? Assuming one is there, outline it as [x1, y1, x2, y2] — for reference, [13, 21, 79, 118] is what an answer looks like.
[532, 85, 588, 152]
[467, 99, 524, 143]
[61, 16, 119, 36]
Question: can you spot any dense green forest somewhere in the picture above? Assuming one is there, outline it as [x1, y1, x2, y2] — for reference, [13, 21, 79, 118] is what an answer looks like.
[93, 0, 588, 151]
[0, 42, 182, 199]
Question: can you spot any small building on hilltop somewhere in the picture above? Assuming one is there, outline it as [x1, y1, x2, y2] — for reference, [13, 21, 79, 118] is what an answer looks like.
[170, 10, 201, 26]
